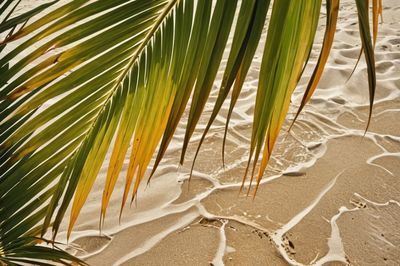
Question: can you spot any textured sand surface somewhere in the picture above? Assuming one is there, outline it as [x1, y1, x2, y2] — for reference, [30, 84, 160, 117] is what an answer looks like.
[7, 1, 400, 265]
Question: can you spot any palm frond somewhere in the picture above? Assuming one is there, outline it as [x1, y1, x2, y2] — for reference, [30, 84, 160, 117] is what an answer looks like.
[0, 236, 86, 266]
[0, 0, 378, 264]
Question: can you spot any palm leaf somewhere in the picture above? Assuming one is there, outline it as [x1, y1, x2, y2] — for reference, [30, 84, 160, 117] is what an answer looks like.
[291, 0, 340, 128]
[0, 0, 378, 264]
[355, 0, 376, 130]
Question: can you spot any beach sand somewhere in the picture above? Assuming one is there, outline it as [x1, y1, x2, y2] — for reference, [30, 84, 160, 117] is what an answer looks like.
[9, 0, 400, 265]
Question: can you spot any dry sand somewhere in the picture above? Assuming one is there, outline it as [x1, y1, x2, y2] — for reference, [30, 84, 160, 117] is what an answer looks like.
[8, 0, 400, 265]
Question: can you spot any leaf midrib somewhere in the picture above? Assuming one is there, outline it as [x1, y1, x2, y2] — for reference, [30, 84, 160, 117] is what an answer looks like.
[76, 0, 178, 151]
